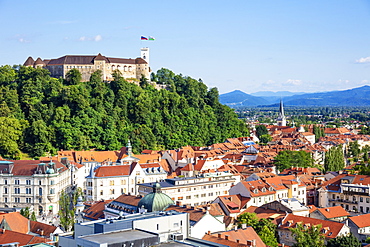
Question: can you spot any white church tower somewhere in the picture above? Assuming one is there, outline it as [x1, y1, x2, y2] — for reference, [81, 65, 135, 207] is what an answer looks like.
[141, 47, 150, 66]
[277, 99, 286, 126]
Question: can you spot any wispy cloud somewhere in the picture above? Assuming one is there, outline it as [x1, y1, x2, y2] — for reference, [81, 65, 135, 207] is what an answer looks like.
[355, 56, 370, 63]
[78, 35, 103, 42]
[283, 79, 302, 86]
[18, 38, 30, 43]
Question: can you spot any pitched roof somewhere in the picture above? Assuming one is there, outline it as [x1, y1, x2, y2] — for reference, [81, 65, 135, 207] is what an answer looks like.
[112, 194, 142, 206]
[29, 221, 57, 237]
[0, 229, 47, 246]
[349, 213, 370, 228]
[0, 212, 29, 233]
[94, 165, 131, 177]
[315, 206, 350, 219]
[205, 227, 266, 247]
[279, 214, 345, 239]
[1, 160, 67, 176]
[166, 205, 206, 223]
[83, 200, 112, 220]
[24, 57, 35, 66]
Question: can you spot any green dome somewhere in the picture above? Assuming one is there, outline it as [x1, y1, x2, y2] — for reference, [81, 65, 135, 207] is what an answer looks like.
[138, 183, 174, 212]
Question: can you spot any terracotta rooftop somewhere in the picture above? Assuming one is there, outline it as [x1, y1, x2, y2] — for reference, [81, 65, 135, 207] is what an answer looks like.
[315, 206, 350, 219]
[0, 229, 47, 246]
[205, 227, 266, 247]
[349, 213, 370, 228]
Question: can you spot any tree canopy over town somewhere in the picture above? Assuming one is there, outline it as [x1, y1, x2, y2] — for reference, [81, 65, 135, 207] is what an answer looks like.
[0, 65, 249, 158]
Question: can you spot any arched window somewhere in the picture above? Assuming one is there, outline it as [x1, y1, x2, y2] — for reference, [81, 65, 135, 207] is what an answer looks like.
[124, 66, 127, 72]
[111, 65, 115, 70]
[39, 187, 42, 196]
[128, 66, 132, 72]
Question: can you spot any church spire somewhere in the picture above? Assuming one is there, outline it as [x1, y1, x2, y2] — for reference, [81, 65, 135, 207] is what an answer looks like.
[277, 99, 286, 126]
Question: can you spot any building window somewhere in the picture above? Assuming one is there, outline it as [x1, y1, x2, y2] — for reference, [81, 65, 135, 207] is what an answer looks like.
[4, 188, 7, 194]
[26, 180, 31, 185]
[50, 180, 55, 185]
[26, 188, 32, 194]
[50, 188, 55, 194]
[15, 180, 20, 185]
[39, 198, 42, 203]
[4, 198, 7, 203]
[100, 190, 103, 195]
[178, 197, 183, 200]
[110, 180, 114, 186]
[39, 181, 42, 185]
[111, 189, 115, 195]
[367, 198, 369, 203]
[15, 198, 20, 203]
[39, 188, 42, 196]
[186, 196, 191, 200]
[361, 197, 364, 202]
[14, 188, 20, 194]
[4, 180, 7, 185]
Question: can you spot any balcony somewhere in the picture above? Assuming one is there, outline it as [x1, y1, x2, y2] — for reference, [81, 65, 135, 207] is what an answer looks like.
[329, 198, 358, 204]
[343, 191, 368, 196]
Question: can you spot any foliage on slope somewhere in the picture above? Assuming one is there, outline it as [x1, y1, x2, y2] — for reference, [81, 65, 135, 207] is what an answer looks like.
[0, 65, 249, 158]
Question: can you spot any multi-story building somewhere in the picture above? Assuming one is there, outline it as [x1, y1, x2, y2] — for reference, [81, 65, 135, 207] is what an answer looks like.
[138, 172, 240, 206]
[23, 48, 150, 82]
[318, 174, 370, 213]
[85, 162, 167, 201]
[0, 160, 70, 215]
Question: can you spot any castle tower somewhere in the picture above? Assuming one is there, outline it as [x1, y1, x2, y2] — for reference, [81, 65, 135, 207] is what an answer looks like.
[141, 47, 149, 66]
[277, 99, 286, 126]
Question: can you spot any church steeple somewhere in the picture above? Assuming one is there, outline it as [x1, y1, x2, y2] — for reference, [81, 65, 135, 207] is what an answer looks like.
[277, 99, 286, 126]
[127, 139, 132, 156]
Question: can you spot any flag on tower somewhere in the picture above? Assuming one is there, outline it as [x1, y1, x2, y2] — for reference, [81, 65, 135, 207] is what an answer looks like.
[149, 36, 155, 41]
[141, 36, 148, 40]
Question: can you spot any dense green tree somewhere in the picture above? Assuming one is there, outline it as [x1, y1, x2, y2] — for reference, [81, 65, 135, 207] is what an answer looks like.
[327, 233, 360, 247]
[255, 125, 268, 138]
[237, 213, 278, 247]
[20, 207, 30, 219]
[0, 66, 249, 157]
[30, 211, 37, 221]
[274, 150, 315, 172]
[259, 134, 272, 144]
[324, 145, 345, 172]
[58, 190, 75, 232]
[290, 223, 325, 247]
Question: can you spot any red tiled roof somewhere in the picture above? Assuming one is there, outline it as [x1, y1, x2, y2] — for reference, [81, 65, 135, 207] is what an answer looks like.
[349, 213, 370, 228]
[83, 200, 112, 220]
[94, 165, 131, 177]
[0, 212, 29, 233]
[166, 205, 206, 222]
[316, 206, 349, 219]
[206, 227, 266, 247]
[279, 214, 345, 239]
[30, 220, 57, 237]
[0, 229, 47, 246]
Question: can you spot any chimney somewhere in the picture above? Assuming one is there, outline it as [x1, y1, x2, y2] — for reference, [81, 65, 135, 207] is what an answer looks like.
[236, 239, 240, 243]
[207, 231, 211, 235]
[242, 223, 247, 229]
[225, 235, 229, 240]
[218, 233, 222, 238]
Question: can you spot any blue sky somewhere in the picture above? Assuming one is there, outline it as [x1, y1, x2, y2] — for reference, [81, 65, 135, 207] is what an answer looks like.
[1, 0, 370, 94]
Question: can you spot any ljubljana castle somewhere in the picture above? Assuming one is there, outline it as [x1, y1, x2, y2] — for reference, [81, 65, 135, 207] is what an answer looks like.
[23, 48, 150, 82]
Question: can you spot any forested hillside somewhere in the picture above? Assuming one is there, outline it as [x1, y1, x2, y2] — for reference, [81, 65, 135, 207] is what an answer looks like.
[0, 65, 248, 159]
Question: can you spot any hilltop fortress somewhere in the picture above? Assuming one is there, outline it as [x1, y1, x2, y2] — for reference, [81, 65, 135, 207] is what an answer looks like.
[23, 48, 151, 82]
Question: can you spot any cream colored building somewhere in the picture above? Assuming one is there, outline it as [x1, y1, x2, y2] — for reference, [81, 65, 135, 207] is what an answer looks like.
[23, 48, 150, 82]
[137, 172, 240, 206]
[0, 160, 71, 215]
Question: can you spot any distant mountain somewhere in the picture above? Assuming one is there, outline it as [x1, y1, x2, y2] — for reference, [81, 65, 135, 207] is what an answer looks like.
[250, 91, 306, 97]
[219, 90, 268, 106]
[283, 85, 370, 106]
[220, 85, 370, 107]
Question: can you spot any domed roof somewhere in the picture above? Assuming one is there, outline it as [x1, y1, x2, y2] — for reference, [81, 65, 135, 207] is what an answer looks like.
[138, 183, 174, 212]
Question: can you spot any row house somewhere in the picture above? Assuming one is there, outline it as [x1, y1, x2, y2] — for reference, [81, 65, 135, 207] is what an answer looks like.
[0, 160, 70, 215]
[85, 162, 167, 201]
[278, 214, 350, 246]
[138, 172, 240, 206]
[310, 205, 350, 222]
[347, 213, 370, 242]
[229, 175, 307, 207]
[318, 174, 370, 213]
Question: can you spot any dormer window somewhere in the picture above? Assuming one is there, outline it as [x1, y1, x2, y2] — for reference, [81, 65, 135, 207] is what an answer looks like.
[254, 189, 258, 194]
[262, 187, 266, 192]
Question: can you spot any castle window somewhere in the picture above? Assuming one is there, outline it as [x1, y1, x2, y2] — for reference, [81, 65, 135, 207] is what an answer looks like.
[128, 66, 132, 72]
[124, 66, 127, 72]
